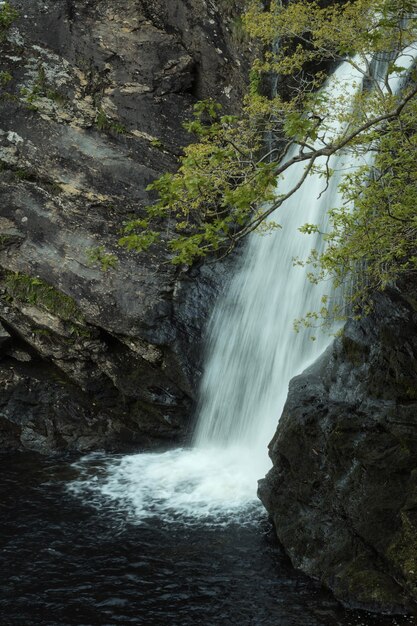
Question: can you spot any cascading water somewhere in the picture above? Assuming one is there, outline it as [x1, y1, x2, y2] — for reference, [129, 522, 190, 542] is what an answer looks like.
[69, 49, 416, 524]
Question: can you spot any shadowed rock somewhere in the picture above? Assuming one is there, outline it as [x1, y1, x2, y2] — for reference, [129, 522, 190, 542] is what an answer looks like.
[259, 285, 417, 614]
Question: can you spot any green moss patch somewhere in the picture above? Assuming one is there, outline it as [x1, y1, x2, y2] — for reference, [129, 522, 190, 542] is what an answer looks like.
[3, 271, 84, 323]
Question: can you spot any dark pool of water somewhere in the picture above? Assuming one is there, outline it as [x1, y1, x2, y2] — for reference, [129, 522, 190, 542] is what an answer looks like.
[0, 452, 414, 626]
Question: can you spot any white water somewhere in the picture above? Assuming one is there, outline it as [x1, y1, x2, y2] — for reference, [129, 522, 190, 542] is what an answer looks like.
[70, 50, 417, 524]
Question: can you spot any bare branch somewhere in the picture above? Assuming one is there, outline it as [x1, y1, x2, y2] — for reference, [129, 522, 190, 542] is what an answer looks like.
[233, 156, 317, 241]
[317, 155, 332, 200]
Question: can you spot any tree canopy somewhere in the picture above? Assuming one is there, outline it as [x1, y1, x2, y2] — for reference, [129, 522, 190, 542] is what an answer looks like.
[120, 0, 417, 314]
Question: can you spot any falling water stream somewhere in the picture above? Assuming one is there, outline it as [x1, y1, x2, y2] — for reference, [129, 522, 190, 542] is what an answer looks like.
[2, 53, 417, 625]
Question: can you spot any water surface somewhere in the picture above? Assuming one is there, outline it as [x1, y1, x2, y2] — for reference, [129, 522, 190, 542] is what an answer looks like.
[0, 452, 413, 626]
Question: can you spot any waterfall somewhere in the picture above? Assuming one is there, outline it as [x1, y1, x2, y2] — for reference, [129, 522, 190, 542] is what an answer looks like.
[69, 49, 417, 523]
[192, 59, 367, 469]
[193, 45, 416, 461]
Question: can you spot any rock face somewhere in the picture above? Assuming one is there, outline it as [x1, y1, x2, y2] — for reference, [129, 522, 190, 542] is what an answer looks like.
[259, 285, 417, 614]
[0, 0, 248, 454]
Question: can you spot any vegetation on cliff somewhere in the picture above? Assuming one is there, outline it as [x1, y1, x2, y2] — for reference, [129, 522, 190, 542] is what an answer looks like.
[0, 2, 18, 40]
[121, 0, 417, 317]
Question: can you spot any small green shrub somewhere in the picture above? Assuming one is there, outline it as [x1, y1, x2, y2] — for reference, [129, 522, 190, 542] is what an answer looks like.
[0, 2, 19, 40]
[0, 70, 12, 86]
[110, 121, 127, 134]
[150, 138, 163, 149]
[230, 16, 249, 44]
[95, 108, 108, 130]
[45, 88, 67, 105]
[87, 246, 118, 271]
[95, 108, 126, 134]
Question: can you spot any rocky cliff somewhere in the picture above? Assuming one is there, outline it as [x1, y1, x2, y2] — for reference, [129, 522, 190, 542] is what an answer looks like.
[259, 284, 417, 615]
[0, 0, 248, 454]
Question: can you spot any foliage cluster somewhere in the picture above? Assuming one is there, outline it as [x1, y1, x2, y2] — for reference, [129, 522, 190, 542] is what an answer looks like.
[119, 98, 281, 264]
[0, 70, 11, 86]
[317, 100, 417, 311]
[121, 1, 417, 313]
[87, 246, 118, 272]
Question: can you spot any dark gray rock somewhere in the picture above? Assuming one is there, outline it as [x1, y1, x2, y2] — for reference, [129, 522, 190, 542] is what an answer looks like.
[0, 321, 11, 348]
[259, 285, 417, 614]
[0, 0, 248, 453]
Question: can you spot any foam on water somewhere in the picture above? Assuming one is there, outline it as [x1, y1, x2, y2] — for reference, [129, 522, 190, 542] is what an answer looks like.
[69, 447, 264, 525]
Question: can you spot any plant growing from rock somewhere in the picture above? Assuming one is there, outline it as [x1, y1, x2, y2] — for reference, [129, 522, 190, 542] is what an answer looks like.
[87, 246, 118, 272]
[95, 108, 127, 134]
[3, 271, 84, 322]
[19, 65, 68, 111]
[0, 70, 11, 86]
[0, 1, 18, 40]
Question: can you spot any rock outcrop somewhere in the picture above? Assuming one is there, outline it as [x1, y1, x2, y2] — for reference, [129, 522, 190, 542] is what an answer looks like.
[259, 285, 417, 614]
[0, 0, 248, 454]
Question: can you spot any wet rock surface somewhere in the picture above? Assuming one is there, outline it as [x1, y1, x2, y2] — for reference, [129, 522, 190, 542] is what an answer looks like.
[259, 285, 417, 615]
[0, 0, 247, 453]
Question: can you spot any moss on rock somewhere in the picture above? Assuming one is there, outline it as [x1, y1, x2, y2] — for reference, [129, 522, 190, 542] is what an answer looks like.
[3, 271, 84, 322]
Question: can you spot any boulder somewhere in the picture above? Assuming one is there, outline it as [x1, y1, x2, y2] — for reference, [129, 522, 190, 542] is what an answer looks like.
[259, 285, 417, 614]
